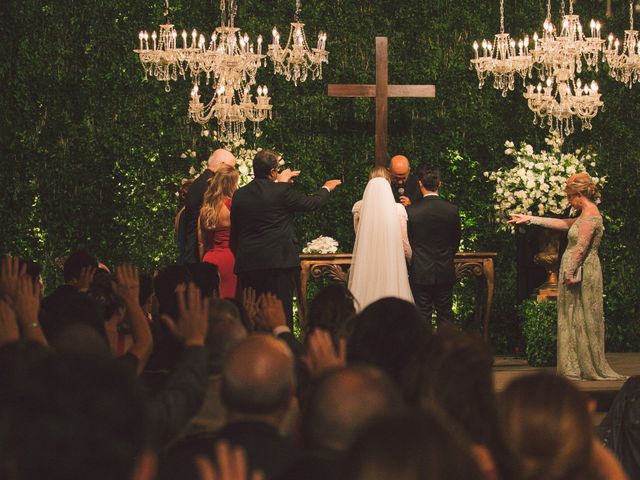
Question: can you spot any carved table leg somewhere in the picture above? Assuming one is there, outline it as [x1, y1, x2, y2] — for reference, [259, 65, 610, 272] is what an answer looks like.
[298, 262, 311, 331]
[482, 259, 495, 343]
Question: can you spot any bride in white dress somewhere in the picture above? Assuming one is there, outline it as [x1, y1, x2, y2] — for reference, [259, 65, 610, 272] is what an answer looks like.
[348, 166, 414, 311]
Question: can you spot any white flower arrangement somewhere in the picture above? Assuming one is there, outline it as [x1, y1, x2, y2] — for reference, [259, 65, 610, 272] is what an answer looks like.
[484, 133, 606, 231]
[302, 236, 339, 254]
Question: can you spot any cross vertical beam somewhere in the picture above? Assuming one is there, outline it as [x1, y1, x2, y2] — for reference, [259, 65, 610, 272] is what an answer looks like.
[328, 36, 436, 166]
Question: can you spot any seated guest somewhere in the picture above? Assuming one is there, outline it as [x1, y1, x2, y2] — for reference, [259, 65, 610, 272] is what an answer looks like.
[341, 412, 485, 480]
[0, 350, 155, 480]
[279, 366, 402, 480]
[501, 372, 628, 480]
[405, 331, 519, 480]
[344, 297, 429, 386]
[304, 283, 355, 344]
[187, 262, 221, 300]
[599, 376, 640, 478]
[217, 334, 296, 478]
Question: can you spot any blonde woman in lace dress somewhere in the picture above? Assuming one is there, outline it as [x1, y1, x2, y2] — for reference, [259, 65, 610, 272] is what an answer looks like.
[509, 173, 624, 380]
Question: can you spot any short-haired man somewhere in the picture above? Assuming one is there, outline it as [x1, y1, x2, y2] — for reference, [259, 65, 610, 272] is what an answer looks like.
[406, 165, 461, 328]
[182, 149, 236, 264]
[217, 334, 297, 478]
[230, 149, 341, 327]
[388, 155, 423, 207]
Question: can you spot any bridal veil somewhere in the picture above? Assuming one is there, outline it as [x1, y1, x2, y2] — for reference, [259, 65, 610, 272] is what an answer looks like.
[348, 177, 414, 311]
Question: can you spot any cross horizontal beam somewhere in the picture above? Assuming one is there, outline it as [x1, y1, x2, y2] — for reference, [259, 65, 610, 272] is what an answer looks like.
[328, 84, 436, 98]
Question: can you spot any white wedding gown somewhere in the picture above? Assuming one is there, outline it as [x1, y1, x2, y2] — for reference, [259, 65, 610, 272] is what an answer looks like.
[348, 177, 414, 311]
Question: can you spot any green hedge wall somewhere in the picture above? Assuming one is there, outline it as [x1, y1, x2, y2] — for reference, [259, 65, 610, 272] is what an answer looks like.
[1, 0, 639, 353]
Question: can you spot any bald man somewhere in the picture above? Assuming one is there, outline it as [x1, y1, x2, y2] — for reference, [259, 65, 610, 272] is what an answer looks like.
[181, 149, 237, 264]
[217, 334, 296, 478]
[389, 155, 423, 207]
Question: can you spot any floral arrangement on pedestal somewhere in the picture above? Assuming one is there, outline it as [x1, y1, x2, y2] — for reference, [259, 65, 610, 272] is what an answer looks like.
[302, 236, 339, 254]
[484, 133, 606, 231]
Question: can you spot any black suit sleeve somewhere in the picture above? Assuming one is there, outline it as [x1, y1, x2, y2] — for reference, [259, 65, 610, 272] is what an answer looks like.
[452, 206, 462, 252]
[284, 185, 330, 212]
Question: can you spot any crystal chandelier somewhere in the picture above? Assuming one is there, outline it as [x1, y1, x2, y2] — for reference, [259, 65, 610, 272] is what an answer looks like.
[134, 0, 187, 91]
[524, 75, 603, 137]
[524, 0, 605, 137]
[605, 1, 640, 88]
[134, 0, 272, 141]
[186, 0, 272, 141]
[530, 0, 604, 82]
[268, 0, 329, 86]
[470, 0, 533, 96]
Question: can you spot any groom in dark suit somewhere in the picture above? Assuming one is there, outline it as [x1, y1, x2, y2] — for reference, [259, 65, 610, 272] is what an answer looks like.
[407, 165, 461, 329]
[230, 150, 342, 327]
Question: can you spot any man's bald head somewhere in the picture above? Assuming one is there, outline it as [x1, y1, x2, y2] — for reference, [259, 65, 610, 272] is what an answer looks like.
[207, 149, 237, 172]
[221, 334, 295, 416]
[302, 366, 403, 452]
[389, 155, 411, 187]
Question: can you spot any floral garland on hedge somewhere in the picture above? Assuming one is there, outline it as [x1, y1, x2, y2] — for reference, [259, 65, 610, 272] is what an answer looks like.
[484, 133, 606, 231]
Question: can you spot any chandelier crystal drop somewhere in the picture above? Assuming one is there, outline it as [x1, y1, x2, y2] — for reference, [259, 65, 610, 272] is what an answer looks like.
[268, 0, 329, 86]
[604, 1, 640, 88]
[470, 0, 533, 96]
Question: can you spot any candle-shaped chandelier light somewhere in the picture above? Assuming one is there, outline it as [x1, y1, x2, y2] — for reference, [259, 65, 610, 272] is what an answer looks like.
[605, 1, 640, 88]
[470, 0, 533, 96]
[267, 0, 329, 86]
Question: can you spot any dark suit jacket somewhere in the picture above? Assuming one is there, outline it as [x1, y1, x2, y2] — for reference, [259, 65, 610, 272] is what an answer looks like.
[391, 174, 422, 205]
[230, 178, 330, 273]
[407, 195, 461, 286]
[182, 170, 214, 264]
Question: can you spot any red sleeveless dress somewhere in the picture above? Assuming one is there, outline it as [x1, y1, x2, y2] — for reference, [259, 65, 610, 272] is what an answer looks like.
[202, 198, 237, 298]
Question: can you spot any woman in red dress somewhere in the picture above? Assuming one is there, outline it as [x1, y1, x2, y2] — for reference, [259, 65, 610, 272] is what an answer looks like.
[198, 164, 239, 298]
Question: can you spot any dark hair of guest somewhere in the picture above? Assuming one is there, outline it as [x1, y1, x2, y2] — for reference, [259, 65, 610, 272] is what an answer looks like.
[305, 283, 356, 341]
[343, 297, 429, 385]
[63, 249, 98, 282]
[341, 412, 485, 480]
[500, 372, 598, 480]
[253, 149, 279, 179]
[416, 164, 440, 191]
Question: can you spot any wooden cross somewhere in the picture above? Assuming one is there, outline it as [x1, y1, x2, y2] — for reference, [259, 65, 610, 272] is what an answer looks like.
[328, 36, 436, 166]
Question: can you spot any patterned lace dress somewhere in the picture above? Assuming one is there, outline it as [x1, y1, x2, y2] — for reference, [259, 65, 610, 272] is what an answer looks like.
[557, 215, 625, 380]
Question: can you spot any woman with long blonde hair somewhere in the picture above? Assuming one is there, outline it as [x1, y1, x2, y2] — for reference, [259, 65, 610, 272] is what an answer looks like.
[509, 173, 624, 380]
[199, 164, 240, 298]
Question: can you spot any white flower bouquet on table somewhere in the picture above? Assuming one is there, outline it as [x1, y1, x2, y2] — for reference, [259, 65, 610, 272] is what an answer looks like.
[302, 236, 339, 254]
[484, 133, 606, 232]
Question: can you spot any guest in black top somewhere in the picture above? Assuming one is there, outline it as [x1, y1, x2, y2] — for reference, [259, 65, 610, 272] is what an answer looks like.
[230, 150, 341, 327]
[389, 154, 422, 206]
[407, 165, 461, 328]
[181, 149, 236, 264]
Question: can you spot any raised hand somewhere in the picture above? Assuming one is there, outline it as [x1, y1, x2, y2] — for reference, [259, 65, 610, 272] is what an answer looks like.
[72, 265, 97, 291]
[0, 255, 25, 301]
[241, 287, 259, 331]
[13, 276, 47, 346]
[323, 179, 342, 192]
[112, 264, 140, 305]
[255, 292, 286, 331]
[195, 441, 264, 480]
[0, 299, 19, 346]
[162, 282, 209, 347]
[507, 214, 532, 225]
[303, 329, 347, 379]
[276, 168, 301, 183]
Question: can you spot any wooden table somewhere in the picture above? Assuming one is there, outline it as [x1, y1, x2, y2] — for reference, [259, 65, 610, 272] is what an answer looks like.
[298, 252, 496, 341]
